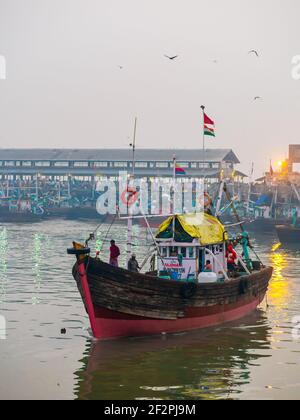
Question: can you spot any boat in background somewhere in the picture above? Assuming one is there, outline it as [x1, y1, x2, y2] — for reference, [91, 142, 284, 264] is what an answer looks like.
[276, 225, 300, 248]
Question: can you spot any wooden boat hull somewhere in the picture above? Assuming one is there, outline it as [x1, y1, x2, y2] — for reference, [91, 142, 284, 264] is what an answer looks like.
[72, 258, 273, 340]
[276, 225, 300, 246]
[90, 296, 266, 339]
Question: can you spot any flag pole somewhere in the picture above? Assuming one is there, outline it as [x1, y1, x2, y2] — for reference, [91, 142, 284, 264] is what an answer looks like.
[201, 105, 206, 184]
[172, 155, 176, 239]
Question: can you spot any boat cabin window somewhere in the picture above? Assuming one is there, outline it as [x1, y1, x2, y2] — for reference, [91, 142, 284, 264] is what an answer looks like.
[180, 247, 187, 258]
[170, 247, 178, 257]
[188, 247, 195, 258]
[161, 247, 168, 258]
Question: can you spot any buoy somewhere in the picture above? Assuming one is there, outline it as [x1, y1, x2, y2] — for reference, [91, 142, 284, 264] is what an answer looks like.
[198, 272, 218, 284]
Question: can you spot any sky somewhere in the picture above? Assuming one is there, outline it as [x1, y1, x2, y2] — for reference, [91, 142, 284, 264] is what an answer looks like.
[0, 0, 299, 176]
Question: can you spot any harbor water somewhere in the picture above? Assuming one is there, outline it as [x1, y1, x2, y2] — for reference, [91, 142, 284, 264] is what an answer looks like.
[0, 220, 300, 400]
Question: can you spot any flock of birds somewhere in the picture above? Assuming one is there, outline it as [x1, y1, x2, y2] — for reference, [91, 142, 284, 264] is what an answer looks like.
[118, 49, 263, 102]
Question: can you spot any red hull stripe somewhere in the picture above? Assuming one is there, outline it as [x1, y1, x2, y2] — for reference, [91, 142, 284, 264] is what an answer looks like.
[91, 295, 265, 340]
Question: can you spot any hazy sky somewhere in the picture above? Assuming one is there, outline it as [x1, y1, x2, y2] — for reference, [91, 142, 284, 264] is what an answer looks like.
[0, 0, 299, 176]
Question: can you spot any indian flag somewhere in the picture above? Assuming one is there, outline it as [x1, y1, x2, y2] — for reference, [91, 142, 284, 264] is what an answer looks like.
[204, 113, 215, 137]
[175, 163, 186, 175]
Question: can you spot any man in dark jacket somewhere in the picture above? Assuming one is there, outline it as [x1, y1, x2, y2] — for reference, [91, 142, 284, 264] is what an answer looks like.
[128, 254, 140, 272]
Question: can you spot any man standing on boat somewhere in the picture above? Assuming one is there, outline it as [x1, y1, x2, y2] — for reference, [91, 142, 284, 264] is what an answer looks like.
[128, 254, 140, 272]
[226, 244, 237, 271]
[110, 240, 120, 267]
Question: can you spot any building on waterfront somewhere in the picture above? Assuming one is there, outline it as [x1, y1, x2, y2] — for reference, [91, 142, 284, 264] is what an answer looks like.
[0, 148, 245, 182]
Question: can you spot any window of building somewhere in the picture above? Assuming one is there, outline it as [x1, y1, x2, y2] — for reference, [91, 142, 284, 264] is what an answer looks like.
[34, 161, 51, 167]
[93, 162, 108, 167]
[199, 163, 210, 169]
[191, 163, 197, 168]
[54, 162, 69, 167]
[211, 163, 220, 169]
[4, 161, 15, 167]
[22, 161, 32, 167]
[114, 162, 128, 167]
[177, 162, 189, 168]
[135, 162, 148, 168]
[222, 162, 233, 169]
[156, 162, 169, 168]
[74, 162, 89, 167]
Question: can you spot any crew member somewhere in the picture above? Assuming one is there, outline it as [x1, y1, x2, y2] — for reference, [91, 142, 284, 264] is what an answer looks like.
[110, 240, 120, 267]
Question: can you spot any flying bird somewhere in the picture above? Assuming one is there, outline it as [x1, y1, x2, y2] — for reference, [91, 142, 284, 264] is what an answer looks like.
[164, 55, 179, 61]
[118, 65, 124, 70]
[254, 96, 262, 101]
[249, 50, 259, 57]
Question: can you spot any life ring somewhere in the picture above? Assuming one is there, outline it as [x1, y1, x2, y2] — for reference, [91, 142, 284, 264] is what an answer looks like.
[121, 187, 138, 206]
[199, 193, 213, 209]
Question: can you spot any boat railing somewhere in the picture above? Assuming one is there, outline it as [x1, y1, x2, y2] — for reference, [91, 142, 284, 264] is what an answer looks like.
[235, 252, 251, 275]
[203, 248, 229, 281]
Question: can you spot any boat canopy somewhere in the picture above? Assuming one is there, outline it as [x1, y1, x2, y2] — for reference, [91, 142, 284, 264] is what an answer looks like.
[156, 213, 228, 245]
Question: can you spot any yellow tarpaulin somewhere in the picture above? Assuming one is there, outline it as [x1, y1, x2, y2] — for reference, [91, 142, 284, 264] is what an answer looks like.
[157, 213, 228, 245]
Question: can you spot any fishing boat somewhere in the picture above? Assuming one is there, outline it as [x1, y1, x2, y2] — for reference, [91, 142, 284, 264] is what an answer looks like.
[275, 224, 300, 247]
[67, 212, 272, 340]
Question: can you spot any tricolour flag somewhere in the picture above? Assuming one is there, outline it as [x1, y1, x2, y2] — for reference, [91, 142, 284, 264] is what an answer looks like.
[175, 163, 186, 176]
[204, 113, 215, 137]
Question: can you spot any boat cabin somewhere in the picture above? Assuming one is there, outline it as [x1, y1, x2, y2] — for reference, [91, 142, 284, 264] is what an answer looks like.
[156, 213, 228, 282]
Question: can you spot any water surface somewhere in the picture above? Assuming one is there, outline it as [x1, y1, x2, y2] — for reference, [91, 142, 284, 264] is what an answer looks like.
[0, 221, 299, 400]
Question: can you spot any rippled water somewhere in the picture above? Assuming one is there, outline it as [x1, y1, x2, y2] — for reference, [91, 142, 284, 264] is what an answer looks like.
[0, 220, 299, 400]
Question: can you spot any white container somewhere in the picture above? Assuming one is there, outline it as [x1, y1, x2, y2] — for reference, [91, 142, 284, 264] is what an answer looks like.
[198, 272, 218, 284]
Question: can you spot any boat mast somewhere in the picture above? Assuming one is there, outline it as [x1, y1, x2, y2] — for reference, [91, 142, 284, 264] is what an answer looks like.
[200, 105, 206, 186]
[215, 179, 225, 218]
[127, 117, 138, 263]
[246, 162, 254, 217]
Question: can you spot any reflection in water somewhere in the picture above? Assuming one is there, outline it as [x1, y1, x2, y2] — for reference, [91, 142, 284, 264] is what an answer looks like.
[74, 312, 271, 400]
[268, 251, 290, 308]
[0, 228, 8, 304]
[31, 233, 43, 305]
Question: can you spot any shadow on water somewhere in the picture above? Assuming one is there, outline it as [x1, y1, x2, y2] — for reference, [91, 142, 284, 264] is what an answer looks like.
[74, 311, 271, 400]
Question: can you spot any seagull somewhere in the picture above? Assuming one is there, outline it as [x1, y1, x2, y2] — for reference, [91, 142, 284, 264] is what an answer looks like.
[164, 55, 179, 61]
[249, 50, 259, 57]
[254, 96, 262, 101]
[118, 65, 124, 70]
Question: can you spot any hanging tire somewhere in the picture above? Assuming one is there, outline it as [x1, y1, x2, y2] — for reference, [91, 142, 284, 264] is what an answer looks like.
[180, 283, 197, 299]
[67, 247, 90, 256]
[239, 278, 249, 295]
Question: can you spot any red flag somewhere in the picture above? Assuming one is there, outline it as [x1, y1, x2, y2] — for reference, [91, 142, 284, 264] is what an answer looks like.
[204, 113, 215, 125]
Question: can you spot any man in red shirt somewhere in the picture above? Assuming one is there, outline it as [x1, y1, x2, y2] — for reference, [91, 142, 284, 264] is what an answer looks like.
[110, 240, 120, 267]
[226, 244, 237, 271]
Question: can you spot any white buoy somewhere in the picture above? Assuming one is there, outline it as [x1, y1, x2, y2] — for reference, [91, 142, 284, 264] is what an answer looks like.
[198, 272, 218, 284]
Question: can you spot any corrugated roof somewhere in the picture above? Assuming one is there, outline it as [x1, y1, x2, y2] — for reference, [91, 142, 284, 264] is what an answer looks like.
[0, 148, 240, 163]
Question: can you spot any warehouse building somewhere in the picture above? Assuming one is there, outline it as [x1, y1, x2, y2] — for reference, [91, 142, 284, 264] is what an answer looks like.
[0, 148, 245, 181]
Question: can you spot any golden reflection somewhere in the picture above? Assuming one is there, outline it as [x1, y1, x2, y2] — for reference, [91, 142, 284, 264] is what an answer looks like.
[268, 251, 290, 308]
[271, 242, 282, 252]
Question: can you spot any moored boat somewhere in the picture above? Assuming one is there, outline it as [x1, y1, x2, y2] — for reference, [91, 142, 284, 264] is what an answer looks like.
[68, 213, 273, 340]
[276, 224, 300, 247]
